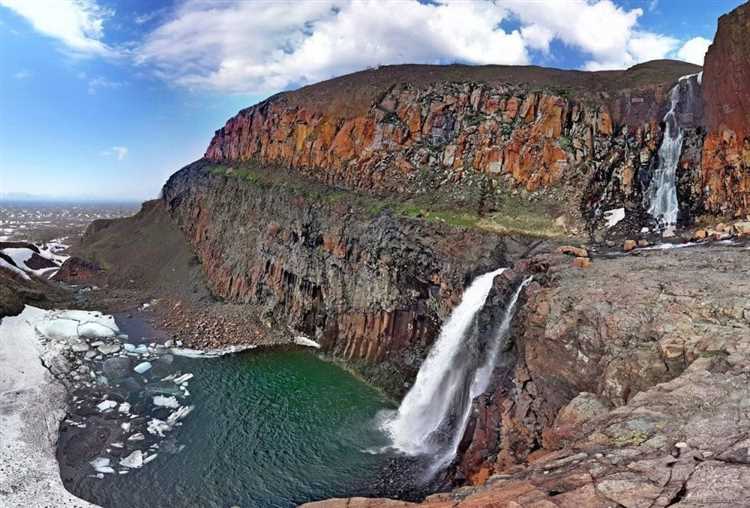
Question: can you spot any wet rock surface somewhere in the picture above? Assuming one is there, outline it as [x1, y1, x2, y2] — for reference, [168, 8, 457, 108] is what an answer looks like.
[305, 243, 750, 506]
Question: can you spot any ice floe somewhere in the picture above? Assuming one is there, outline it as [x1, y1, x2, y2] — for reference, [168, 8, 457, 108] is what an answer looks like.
[134, 361, 152, 374]
[294, 335, 322, 349]
[89, 457, 115, 474]
[97, 400, 118, 412]
[119, 450, 144, 469]
[153, 395, 180, 408]
[171, 344, 256, 358]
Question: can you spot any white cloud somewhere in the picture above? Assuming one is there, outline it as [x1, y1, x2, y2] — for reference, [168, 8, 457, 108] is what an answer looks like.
[135, 0, 528, 93]
[12, 69, 31, 79]
[503, 0, 679, 70]
[0, 0, 114, 56]
[0, 0, 709, 95]
[677, 36, 711, 66]
[101, 146, 128, 160]
[133, 0, 692, 93]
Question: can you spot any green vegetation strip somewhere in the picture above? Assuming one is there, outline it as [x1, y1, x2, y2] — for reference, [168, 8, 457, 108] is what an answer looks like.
[205, 162, 566, 238]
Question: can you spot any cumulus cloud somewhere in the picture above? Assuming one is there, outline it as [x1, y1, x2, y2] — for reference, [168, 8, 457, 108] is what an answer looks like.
[677, 36, 711, 66]
[133, 0, 692, 93]
[0, 0, 115, 56]
[1, 0, 712, 94]
[135, 0, 528, 93]
[504, 0, 679, 70]
[101, 146, 128, 160]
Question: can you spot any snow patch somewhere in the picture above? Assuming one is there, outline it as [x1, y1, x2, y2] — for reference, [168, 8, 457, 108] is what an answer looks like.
[604, 208, 625, 228]
[294, 335, 322, 349]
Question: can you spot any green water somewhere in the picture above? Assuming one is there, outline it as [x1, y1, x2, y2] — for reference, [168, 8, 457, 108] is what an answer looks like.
[76, 349, 396, 507]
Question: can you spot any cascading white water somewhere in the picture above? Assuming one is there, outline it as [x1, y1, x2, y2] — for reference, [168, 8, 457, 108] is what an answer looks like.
[382, 269, 531, 475]
[647, 72, 701, 236]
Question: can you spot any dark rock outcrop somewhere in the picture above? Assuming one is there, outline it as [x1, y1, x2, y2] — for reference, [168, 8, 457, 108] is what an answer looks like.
[304, 243, 750, 507]
[53, 257, 102, 284]
[161, 160, 536, 394]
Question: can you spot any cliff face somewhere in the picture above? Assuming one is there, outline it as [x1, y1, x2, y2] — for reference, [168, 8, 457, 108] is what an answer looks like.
[205, 62, 700, 231]
[701, 1, 750, 217]
[162, 160, 535, 394]
[304, 244, 750, 507]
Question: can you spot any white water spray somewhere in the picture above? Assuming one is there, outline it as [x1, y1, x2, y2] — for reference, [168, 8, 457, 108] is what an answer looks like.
[383, 269, 531, 475]
[647, 73, 701, 236]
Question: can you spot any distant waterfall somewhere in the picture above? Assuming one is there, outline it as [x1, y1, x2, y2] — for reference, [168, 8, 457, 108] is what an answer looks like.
[383, 269, 531, 475]
[647, 72, 702, 235]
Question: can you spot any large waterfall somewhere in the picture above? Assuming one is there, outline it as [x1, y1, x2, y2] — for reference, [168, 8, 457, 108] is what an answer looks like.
[383, 269, 531, 475]
[647, 72, 702, 235]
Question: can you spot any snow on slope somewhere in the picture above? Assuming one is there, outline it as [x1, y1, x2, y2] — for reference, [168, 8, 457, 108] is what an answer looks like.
[0, 306, 99, 507]
[0, 240, 70, 280]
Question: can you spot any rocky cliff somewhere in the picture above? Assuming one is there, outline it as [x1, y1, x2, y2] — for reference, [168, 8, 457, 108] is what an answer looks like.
[205, 61, 703, 234]
[304, 243, 750, 507]
[161, 160, 538, 394]
[701, 1, 750, 217]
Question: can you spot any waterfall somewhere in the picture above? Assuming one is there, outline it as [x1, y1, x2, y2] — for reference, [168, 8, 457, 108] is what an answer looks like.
[647, 72, 701, 236]
[382, 269, 531, 475]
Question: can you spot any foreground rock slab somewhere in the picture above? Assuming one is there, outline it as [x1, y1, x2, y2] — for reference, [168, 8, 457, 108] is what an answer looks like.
[0, 306, 97, 507]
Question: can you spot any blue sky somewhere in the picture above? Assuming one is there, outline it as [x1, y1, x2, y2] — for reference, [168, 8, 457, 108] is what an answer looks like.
[0, 0, 743, 201]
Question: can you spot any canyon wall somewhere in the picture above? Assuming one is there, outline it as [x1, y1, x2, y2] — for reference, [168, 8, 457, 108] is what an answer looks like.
[701, 1, 750, 217]
[205, 62, 700, 230]
[161, 160, 535, 394]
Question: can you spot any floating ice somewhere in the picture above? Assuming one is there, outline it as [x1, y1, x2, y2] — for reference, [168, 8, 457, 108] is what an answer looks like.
[153, 395, 180, 409]
[118, 402, 131, 414]
[35, 319, 79, 341]
[134, 361, 152, 374]
[78, 322, 117, 339]
[167, 406, 194, 426]
[172, 373, 193, 384]
[294, 336, 322, 349]
[147, 419, 170, 437]
[97, 400, 117, 412]
[124, 343, 148, 355]
[119, 450, 144, 469]
[89, 457, 115, 474]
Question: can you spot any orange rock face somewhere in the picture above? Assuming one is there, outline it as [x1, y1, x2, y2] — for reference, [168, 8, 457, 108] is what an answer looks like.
[205, 80, 677, 198]
[701, 2, 750, 216]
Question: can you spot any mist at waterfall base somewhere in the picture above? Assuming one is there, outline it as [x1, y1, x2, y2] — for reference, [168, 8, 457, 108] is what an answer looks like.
[647, 72, 702, 236]
[382, 269, 531, 478]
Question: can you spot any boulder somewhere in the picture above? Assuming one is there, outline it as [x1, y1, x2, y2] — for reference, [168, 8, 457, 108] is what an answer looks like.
[733, 221, 750, 235]
[572, 257, 592, 269]
[102, 357, 131, 380]
[692, 229, 708, 241]
[558, 245, 589, 258]
[623, 239, 637, 252]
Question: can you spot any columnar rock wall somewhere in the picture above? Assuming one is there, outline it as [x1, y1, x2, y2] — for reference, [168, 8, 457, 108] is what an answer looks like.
[701, 1, 750, 217]
[205, 62, 702, 228]
[162, 161, 528, 394]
